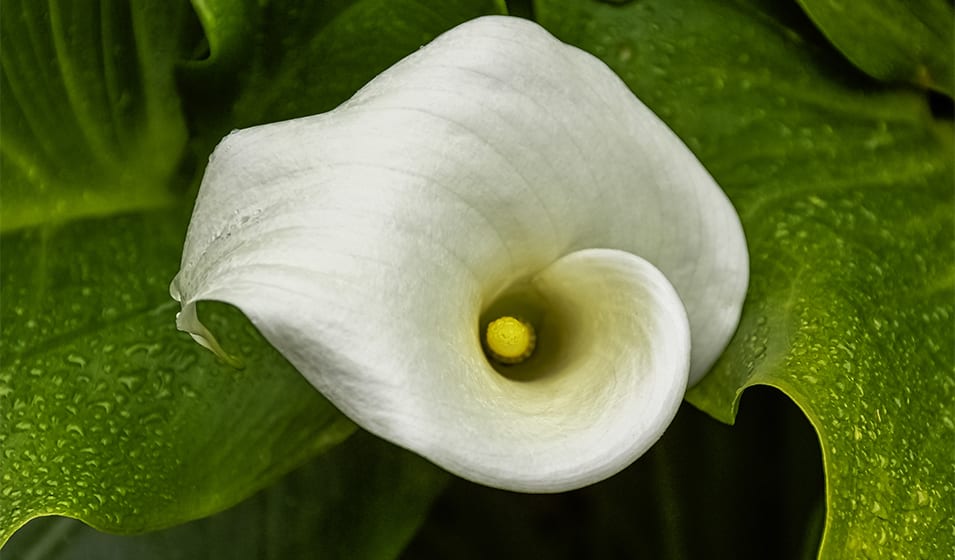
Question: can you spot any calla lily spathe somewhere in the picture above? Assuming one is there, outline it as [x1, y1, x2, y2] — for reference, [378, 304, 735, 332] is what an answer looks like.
[171, 16, 748, 492]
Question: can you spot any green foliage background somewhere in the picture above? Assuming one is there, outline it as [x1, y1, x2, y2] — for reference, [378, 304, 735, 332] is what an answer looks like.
[2, 0, 952, 558]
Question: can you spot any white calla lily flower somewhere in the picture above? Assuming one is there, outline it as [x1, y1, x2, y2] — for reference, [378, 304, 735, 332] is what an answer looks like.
[170, 16, 748, 492]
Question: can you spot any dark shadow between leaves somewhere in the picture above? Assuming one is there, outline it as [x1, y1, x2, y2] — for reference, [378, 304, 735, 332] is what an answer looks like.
[403, 387, 825, 560]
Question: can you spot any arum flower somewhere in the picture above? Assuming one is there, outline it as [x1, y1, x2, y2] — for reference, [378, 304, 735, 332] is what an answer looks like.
[170, 16, 748, 492]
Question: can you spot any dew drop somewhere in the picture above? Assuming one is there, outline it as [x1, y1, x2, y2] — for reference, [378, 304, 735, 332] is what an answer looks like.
[92, 401, 114, 414]
[117, 374, 143, 392]
[125, 343, 162, 357]
[66, 354, 87, 367]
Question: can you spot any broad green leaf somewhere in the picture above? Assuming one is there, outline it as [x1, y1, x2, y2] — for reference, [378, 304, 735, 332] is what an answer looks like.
[2, 431, 448, 560]
[1, 0, 504, 545]
[0, 0, 197, 232]
[534, 0, 953, 557]
[190, 0, 509, 146]
[0, 210, 355, 542]
[796, 0, 955, 97]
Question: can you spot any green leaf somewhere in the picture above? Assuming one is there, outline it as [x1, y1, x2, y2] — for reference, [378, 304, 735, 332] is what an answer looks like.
[0, 0, 197, 232]
[2, 431, 448, 560]
[795, 0, 955, 97]
[1, 0, 505, 547]
[534, 0, 953, 557]
[0, 210, 355, 542]
[188, 0, 258, 71]
[190, 0, 510, 143]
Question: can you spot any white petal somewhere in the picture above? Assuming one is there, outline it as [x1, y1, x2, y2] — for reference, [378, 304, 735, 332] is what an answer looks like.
[172, 16, 747, 491]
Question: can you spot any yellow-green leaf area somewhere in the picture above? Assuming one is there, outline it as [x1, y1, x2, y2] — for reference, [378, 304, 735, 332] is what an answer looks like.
[0, 0, 196, 231]
[0, 211, 356, 542]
